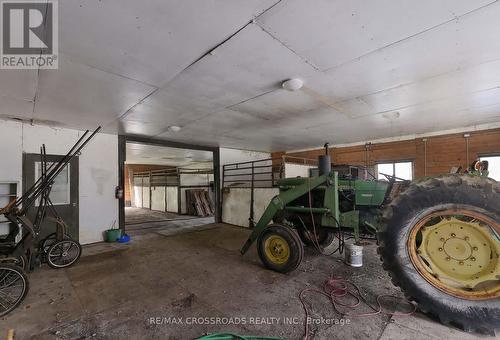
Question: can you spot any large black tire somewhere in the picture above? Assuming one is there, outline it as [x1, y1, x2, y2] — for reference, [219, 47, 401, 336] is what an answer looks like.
[378, 175, 500, 335]
[0, 264, 29, 317]
[257, 224, 304, 273]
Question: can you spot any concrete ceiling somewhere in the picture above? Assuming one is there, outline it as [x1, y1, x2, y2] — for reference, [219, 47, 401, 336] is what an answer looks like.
[1, 0, 500, 151]
[126, 143, 213, 167]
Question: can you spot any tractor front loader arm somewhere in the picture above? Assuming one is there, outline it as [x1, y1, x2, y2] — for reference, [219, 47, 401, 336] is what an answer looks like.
[240, 174, 329, 254]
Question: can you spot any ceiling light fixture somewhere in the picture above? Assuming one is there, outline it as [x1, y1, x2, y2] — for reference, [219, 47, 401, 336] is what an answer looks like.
[168, 125, 181, 132]
[282, 78, 304, 91]
[382, 111, 400, 120]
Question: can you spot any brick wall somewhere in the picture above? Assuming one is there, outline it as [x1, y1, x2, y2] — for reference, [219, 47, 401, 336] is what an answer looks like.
[272, 128, 500, 179]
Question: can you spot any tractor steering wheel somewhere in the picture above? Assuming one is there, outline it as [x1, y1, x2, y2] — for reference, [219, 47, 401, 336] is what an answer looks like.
[379, 172, 407, 182]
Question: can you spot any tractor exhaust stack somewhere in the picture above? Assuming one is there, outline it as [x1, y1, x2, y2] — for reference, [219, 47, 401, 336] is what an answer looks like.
[318, 142, 331, 176]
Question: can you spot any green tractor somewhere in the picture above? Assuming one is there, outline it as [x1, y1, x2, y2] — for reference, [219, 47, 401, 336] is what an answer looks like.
[240, 146, 499, 334]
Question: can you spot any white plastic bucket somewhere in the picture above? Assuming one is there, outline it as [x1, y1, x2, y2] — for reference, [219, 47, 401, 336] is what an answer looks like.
[345, 243, 363, 267]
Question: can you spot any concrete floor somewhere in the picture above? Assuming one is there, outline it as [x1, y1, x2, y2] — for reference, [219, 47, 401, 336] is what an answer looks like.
[125, 207, 215, 233]
[125, 207, 197, 225]
[0, 224, 491, 340]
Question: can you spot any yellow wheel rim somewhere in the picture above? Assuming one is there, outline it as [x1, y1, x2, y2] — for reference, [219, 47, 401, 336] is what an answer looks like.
[264, 235, 290, 265]
[408, 209, 500, 300]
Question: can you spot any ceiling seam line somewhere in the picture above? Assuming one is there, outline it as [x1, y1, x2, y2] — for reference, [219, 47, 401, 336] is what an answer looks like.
[333, 84, 500, 124]
[32, 0, 51, 123]
[178, 0, 285, 73]
[106, 87, 160, 125]
[0, 93, 34, 103]
[305, 95, 500, 130]
[31, 50, 42, 123]
[226, 89, 277, 109]
[254, 0, 283, 17]
[252, 2, 500, 122]
[153, 0, 286, 91]
[170, 88, 279, 135]
[179, 21, 254, 75]
[259, 15, 500, 117]
[152, 21, 254, 91]
[109, 1, 288, 138]
[124, 16, 258, 135]
[296, 55, 500, 119]
[145, 2, 287, 137]
[59, 52, 158, 88]
[340, 55, 500, 102]
[324, 0, 500, 73]
[254, 21, 321, 71]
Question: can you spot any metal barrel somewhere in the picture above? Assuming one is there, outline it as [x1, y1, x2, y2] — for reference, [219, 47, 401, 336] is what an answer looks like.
[318, 155, 331, 176]
[345, 242, 363, 267]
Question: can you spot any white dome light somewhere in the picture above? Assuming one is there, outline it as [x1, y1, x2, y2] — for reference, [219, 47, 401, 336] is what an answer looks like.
[282, 78, 303, 91]
[168, 125, 181, 132]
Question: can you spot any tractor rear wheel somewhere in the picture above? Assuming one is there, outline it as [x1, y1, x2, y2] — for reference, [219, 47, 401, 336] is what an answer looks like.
[378, 175, 500, 335]
[257, 224, 304, 273]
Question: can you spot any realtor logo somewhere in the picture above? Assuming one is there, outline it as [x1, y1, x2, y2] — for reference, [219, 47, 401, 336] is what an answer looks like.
[1, 0, 58, 69]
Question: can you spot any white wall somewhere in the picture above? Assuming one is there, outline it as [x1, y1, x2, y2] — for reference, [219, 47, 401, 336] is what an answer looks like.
[133, 183, 180, 213]
[0, 121, 23, 184]
[142, 186, 150, 208]
[0, 120, 118, 244]
[179, 173, 213, 186]
[222, 188, 250, 227]
[151, 186, 165, 211]
[219, 148, 273, 226]
[220, 148, 270, 169]
[253, 188, 279, 223]
[220, 147, 272, 187]
[166, 186, 178, 213]
[219, 147, 271, 180]
[222, 187, 279, 227]
[284, 163, 314, 178]
[77, 131, 118, 244]
[133, 185, 143, 207]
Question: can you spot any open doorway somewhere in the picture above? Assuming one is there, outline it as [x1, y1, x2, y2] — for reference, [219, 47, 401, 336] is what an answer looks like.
[122, 141, 218, 236]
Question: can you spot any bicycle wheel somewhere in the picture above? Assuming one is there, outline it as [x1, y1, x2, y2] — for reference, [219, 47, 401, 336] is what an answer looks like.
[0, 264, 29, 317]
[46, 239, 82, 269]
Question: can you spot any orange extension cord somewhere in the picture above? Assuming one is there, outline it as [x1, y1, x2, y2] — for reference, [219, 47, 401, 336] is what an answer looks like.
[299, 275, 416, 340]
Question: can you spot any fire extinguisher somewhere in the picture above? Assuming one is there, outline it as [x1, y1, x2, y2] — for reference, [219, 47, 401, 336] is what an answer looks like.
[115, 186, 124, 199]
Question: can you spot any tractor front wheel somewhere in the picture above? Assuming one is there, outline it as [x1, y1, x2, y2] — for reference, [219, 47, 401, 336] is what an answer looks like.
[378, 175, 500, 334]
[257, 224, 304, 273]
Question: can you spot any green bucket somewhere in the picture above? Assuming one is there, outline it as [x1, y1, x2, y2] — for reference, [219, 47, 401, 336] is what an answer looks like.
[105, 229, 122, 242]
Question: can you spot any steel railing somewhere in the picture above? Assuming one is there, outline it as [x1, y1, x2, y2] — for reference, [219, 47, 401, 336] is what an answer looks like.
[222, 155, 318, 227]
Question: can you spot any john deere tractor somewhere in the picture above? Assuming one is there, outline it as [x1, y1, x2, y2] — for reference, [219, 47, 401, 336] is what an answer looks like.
[240, 145, 499, 334]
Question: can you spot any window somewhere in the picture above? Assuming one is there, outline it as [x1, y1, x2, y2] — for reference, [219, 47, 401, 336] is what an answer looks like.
[377, 161, 413, 181]
[35, 162, 70, 205]
[479, 156, 500, 181]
